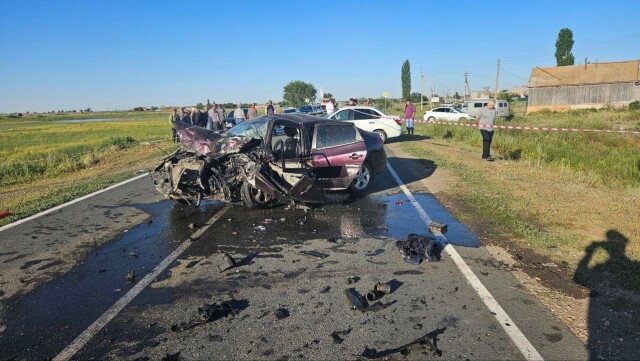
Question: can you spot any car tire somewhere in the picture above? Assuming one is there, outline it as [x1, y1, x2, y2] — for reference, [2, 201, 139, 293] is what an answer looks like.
[240, 181, 273, 209]
[427, 116, 435, 122]
[348, 161, 374, 194]
[373, 129, 387, 143]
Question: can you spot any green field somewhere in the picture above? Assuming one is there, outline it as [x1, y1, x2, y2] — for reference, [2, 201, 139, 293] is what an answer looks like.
[385, 100, 640, 187]
[0, 111, 177, 225]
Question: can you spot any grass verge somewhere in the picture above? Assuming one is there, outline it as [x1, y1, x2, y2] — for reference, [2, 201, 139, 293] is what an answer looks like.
[397, 126, 640, 292]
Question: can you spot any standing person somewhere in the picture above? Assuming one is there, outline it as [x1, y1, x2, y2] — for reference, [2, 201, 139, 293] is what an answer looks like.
[247, 103, 258, 119]
[198, 107, 208, 127]
[180, 108, 190, 124]
[212, 103, 225, 130]
[207, 104, 216, 130]
[363, 99, 370, 106]
[325, 98, 335, 113]
[266, 100, 276, 115]
[233, 103, 246, 125]
[169, 108, 180, 142]
[190, 107, 198, 125]
[404, 99, 416, 135]
[475, 100, 496, 161]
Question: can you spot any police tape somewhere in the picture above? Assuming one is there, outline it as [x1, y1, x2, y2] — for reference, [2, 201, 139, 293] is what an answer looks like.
[347, 107, 639, 135]
[390, 117, 640, 135]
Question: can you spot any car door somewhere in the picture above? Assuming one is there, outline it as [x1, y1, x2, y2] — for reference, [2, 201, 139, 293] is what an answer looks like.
[310, 123, 367, 190]
[352, 108, 380, 132]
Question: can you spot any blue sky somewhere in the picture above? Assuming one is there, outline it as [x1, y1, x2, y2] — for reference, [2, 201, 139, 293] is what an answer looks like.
[0, 0, 638, 113]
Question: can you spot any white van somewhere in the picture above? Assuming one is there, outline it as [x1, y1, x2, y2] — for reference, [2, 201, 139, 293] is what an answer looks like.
[461, 99, 509, 117]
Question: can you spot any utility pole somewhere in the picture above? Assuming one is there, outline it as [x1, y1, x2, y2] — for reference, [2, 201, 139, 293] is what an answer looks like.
[495, 58, 500, 101]
[463, 71, 470, 101]
[420, 68, 425, 110]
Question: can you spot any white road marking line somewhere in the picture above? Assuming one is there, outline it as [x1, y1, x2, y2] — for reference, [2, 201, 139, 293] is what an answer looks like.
[386, 162, 544, 361]
[0, 172, 150, 232]
[53, 205, 230, 361]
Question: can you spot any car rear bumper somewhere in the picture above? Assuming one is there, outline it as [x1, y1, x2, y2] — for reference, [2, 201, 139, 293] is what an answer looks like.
[367, 148, 387, 175]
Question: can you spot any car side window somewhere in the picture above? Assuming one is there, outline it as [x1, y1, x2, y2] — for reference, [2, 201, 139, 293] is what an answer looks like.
[442, 108, 450, 113]
[433, 108, 443, 112]
[315, 124, 358, 149]
[353, 109, 374, 120]
[334, 110, 352, 121]
[474, 103, 483, 108]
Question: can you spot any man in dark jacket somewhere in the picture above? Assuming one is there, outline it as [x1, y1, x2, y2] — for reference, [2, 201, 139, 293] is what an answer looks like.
[197, 107, 208, 127]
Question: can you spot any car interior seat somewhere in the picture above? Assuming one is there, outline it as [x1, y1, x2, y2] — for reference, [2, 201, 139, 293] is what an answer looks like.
[282, 126, 301, 159]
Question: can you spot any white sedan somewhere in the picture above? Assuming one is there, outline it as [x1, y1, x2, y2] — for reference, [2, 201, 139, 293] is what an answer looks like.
[423, 107, 473, 122]
[325, 106, 402, 143]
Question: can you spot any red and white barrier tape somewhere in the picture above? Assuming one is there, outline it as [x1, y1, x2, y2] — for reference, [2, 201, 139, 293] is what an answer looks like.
[406, 119, 640, 134]
[346, 107, 639, 135]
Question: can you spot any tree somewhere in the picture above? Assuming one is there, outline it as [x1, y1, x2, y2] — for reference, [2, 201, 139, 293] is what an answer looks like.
[283, 80, 317, 107]
[555, 28, 575, 66]
[323, 92, 333, 99]
[453, 91, 461, 100]
[195, 102, 204, 110]
[401, 60, 411, 100]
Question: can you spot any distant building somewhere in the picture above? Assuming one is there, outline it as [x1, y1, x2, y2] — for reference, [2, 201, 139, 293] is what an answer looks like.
[507, 86, 529, 98]
[527, 60, 640, 113]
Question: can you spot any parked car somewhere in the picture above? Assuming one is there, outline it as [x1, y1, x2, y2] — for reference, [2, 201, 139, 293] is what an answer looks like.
[226, 108, 249, 127]
[325, 106, 401, 143]
[282, 108, 300, 114]
[151, 114, 386, 209]
[298, 105, 313, 114]
[460, 99, 509, 117]
[423, 106, 474, 122]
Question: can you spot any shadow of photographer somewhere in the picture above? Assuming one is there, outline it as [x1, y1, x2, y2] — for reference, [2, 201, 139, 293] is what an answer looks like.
[573, 230, 640, 360]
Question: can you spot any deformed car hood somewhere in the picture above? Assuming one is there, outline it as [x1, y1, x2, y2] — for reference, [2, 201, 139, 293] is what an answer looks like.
[175, 122, 258, 158]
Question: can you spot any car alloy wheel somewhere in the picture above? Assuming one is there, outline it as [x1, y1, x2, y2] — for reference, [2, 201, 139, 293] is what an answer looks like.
[352, 163, 371, 191]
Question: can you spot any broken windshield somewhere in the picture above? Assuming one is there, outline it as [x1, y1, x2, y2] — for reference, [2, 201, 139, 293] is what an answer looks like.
[227, 118, 269, 140]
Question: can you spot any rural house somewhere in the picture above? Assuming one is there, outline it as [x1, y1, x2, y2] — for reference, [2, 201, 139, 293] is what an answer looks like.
[526, 60, 640, 113]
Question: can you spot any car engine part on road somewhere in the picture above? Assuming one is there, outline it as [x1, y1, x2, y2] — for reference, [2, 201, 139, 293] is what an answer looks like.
[170, 300, 247, 332]
[217, 253, 236, 272]
[396, 233, 441, 264]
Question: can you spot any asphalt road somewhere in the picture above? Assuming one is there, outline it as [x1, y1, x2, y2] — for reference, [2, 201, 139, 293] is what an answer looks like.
[0, 146, 588, 360]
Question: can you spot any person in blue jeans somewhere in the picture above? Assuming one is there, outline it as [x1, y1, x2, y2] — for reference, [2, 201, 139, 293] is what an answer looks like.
[404, 99, 416, 135]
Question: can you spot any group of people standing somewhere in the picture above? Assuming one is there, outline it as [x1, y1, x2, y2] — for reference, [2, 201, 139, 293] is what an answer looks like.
[169, 101, 278, 142]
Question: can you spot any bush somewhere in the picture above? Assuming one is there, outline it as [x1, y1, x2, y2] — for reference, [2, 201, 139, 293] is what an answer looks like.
[629, 101, 640, 111]
[107, 136, 137, 150]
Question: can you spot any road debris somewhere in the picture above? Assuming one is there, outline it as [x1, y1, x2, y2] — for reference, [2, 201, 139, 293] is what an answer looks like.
[171, 300, 247, 332]
[345, 288, 396, 312]
[126, 270, 135, 283]
[366, 290, 384, 302]
[395, 200, 403, 205]
[256, 225, 266, 231]
[185, 259, 200, 268]
[345, 288, 367, 310]
[374, 282, 391, 294]
[331, 328, 352, 344]
[299, 250, 329, 259]
[257, 307, 290, 320]
[428, 221, 448, 234]
[160, 351, 181, 361]
[127, 252, 139, 258]
[217, 253, 236, 272]
[188, 222, 198, 230]
[396, 233, 441, 265]
[361, 327, 446, 358]
[346, 275, 360, 285]
[0, 211, 12, 219]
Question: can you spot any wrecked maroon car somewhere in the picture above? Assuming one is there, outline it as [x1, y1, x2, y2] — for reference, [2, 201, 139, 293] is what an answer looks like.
[151, 114, 387, 209]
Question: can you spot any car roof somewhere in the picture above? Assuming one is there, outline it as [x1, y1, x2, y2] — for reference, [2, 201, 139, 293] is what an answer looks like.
[246, 114, 346, 126]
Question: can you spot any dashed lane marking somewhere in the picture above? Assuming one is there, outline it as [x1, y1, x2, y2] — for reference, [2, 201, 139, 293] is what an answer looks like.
[386, 161, 544, 361]
[53, 205, 230, 361]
